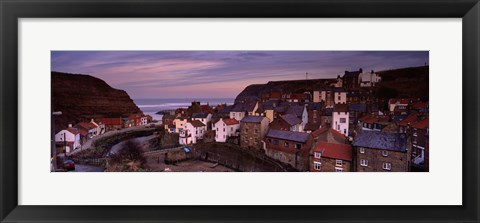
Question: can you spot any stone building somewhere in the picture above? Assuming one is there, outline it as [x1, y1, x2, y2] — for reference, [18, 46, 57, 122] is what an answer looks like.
[353, 131, 409, 172]
[240, 116, 270, 149]
[265, 129, 312, 171]
[310, 128, 352, 172]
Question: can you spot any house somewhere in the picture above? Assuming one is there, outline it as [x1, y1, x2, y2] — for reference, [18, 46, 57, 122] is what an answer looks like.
[179, 120, 207, 145]
[312, 88, 345, 107]
[348, 103, 367, 135]
[388, 98, 410, 113]
[74, 122, 96, 139]
[269, 114, 303, 132]
[321, 107, 333, 128]
[285, 103, 308, 130]
[284, 93, 311, 103]
[229, 101, 259, 121]
[264, 129, 312, 171]
[91, 119, 105, 135]
[173, 117, 189, 133]
[359, 70, 381, 87]
[332, 103, 349, 136]
[411, 117, 429, 171]
[353, 131, 409, 172]
[162, 114, 176, 132]
[254, 100, 280, 123]
[342, 68, 362, 89]
[95, 117, 124, 131]
[55, 125, 81, 153]
[304, 102, 323, 132]
[240, 116, 270, 149]
[310, 128, 353, 172]
[192, 112, 212, 129]
[129, 113, 148, 126]
[213, 118, 240, 142]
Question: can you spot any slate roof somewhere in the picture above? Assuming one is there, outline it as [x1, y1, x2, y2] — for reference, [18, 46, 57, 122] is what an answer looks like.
[219, 105, 233, 113]
[241, 115, 266, 123]
[256, 100, 280, 113]
[189, 120, 206, 128]
[353, 131, 407, 152]
[266, 129, 310, 143]
[280, 114, 302, 126]
[348, 103, 367, 112]
[322, 107, 333, 116]
[192, 113, 210, 119]
[306, 102, 323, 111]
[343, 70, 361, 78]
[286, 104, 305, 117]
[223, 118, 240, 125]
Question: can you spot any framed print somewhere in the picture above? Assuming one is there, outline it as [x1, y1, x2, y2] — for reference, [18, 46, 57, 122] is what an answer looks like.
[1, 0, 479, 222]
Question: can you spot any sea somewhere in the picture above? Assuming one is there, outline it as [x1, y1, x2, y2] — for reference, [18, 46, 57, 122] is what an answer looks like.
[133, 98, 235, 121]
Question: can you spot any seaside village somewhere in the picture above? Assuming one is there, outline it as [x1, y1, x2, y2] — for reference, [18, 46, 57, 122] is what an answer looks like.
[55, 68, 428, 172]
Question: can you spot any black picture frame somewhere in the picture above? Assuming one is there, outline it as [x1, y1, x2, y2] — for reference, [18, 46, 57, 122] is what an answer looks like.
[1, 0, 479, 222]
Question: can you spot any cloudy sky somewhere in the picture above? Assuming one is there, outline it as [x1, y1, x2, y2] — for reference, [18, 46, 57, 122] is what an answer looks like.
[51, 51, 428, 99]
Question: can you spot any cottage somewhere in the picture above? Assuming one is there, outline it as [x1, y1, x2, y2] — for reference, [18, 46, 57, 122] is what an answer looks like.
[55, 125, 81, 153]
[304, 102, 323, 132]
[312, 88, 345, 107]
[359, 70, 381, 87]
[332, 103, 349, 136]
[229, 101, 259, 121]
[269, 114, 303, 132]
[240, 116, 270, 149]
[179, 120, 207, 145]
[213, 118, 240, 142]
[192, 112, 212, 129]
[129, 113, 148, 126]
[264, 129, 312, 171]
[411, 117, 429, 171]
[310, 128, 353, 172]
[173, 117, 189, 133]
[96, 117, 123, 131]
[353, 131, 408, 172]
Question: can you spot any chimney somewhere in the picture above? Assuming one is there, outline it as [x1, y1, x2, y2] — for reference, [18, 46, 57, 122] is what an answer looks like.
[359, 68, 363, 73]
[91, 118, 95, 123]
[371, 70, 374, 74]
[68, 124, 72, 128]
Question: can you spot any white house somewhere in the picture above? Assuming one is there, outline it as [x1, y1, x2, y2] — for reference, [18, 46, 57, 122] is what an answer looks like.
[192, 113, 212, 127]
[91, 119, 105, 135]
[179, 120, 207, 145]
[229, 101, 258, 121]
[55, 126, 81, 153]
[332, 104, 349, 136]
[173, 117, 188, 133]
[213, 118, 240, 142]
[285, 104, 308, 131]
[359, 70, 381, 87]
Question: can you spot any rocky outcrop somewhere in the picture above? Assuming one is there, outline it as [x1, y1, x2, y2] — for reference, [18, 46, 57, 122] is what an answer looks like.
[52, 71, 141, 132]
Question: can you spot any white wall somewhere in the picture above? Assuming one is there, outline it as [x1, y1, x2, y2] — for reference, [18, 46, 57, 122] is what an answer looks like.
[332, 111, 349, 136]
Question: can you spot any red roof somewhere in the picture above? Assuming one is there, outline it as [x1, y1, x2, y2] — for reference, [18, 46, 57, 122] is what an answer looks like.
[66, 127, 79, 135]
[223, 118, 239, 125]
[76, 122, 93, 130]
[128, 113, 145, 119]
[96, 118, 123, 125]
[270, 91, 282, 99]
[364, 117, 379, 124]
[412, 101, 428, 109]
[334, 103, 348, 112]
[399, 114, 419, 127]
[389, 98, 410, 105]
[312, 142, 352, 161]
[412, 118, 428, 129]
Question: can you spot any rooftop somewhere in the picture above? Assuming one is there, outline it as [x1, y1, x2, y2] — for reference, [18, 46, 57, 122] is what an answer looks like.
[241, 115, 267, 123]
[266, 129, 310, 143]
[353, 131, 407, 152]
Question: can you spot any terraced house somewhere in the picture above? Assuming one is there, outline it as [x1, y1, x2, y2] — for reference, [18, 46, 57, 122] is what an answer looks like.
[240, 116, 270, 149]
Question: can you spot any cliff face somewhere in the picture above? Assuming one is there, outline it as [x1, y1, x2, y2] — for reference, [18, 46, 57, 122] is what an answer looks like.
[52, 72, 141, 132]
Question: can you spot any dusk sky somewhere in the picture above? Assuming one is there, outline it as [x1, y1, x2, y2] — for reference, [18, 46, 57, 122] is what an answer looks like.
[51, 51, 428, 99]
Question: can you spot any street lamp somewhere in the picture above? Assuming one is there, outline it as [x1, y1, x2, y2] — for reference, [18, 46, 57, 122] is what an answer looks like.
[51, 111, 62, 171]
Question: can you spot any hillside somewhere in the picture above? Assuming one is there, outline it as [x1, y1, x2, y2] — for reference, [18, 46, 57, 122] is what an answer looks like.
[235, 78, 336, 102]
[52, 71, 141, 132]
[374, 66, 429, 100]
[235, 66, 429, 102]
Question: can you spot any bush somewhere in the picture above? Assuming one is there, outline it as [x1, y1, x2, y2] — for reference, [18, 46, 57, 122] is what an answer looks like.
[107, 139, 148, 171]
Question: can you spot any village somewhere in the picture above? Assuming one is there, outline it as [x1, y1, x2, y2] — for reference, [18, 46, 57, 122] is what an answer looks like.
[54, 67, 429, 172]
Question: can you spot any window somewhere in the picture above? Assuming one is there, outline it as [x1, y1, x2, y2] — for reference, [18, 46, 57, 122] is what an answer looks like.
[223, 128, 225, 132]
[314, 152, 322, 158]
[295, 143, 301, 149]
[314, 161, 322, 170]
[223, 135, 225, 139]
[273, 140, 279, 145]
[336, 159, 343, 166]
[284, 142, 289, 147]
[335, 167, 343, 172]
[360, 159, 368, 166]
[231, 127, 233, 131]
[216, 128, 218, 132]
[383, 162, 392, 170]
[359, 148, 365, 154]
[268, 138, 272, 143]
[340, 118, 346, 123]
[382, 150, 388, 157]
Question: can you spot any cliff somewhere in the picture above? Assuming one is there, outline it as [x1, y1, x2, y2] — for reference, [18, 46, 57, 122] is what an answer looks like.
[52, 71, 142, 132]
